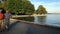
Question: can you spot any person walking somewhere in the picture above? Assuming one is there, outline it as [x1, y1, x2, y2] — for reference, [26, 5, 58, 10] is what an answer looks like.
[4, 10, 12, 30]
[0, 8, 6, 32]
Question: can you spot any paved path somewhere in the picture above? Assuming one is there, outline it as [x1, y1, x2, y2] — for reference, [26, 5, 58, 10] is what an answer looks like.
[12, 15, 46, 18]
[0, 19, 60, 34]
[0, 22, 28, 34]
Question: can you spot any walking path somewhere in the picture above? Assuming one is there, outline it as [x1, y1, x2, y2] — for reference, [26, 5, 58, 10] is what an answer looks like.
[0, 19, 60, 34]
[12, 15, 46, 17]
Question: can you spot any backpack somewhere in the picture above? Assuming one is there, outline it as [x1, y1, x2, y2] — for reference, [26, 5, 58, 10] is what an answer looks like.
[0, 13, 4, 20]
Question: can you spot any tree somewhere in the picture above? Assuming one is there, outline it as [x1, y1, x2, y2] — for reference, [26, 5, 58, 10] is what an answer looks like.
[23, 0, 35, 15]
[36, 5, 47, 14]
[3, 0, 35, 15]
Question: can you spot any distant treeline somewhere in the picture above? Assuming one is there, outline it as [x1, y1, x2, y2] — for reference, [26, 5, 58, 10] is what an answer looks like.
[0, 0, 47, 15]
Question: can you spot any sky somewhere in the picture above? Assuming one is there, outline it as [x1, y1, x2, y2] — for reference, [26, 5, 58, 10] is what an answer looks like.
[29, 0, 60, 13]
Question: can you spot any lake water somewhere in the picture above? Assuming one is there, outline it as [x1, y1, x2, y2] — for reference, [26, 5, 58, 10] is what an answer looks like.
[34, 14, 60, 27]
[14, 14, 60, 27]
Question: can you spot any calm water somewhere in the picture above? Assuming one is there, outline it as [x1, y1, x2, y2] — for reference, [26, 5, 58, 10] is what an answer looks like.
[34, 14, 60, 27]
[14, 14, 60, 27]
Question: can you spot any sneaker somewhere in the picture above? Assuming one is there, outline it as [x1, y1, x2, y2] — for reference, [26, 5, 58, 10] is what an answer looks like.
[5, 25, 8, 29]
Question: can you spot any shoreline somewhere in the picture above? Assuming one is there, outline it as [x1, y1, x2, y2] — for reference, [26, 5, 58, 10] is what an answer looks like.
[11, 19, 60, 29]
[12, 14, 46, 17]
[31, 14, 46, 16]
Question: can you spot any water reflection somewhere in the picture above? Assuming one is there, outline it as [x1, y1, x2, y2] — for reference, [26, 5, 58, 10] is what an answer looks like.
[13, 17, 34, 22]
[34, 16, 46, 24]
[13, 14, 60, 26]
[34, 16, 38, 23]
[13, 16, 47, 24]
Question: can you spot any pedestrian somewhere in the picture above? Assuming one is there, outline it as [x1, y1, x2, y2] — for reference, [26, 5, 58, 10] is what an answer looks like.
[0, 8, 6, 32]
[4, 9, 12, 30]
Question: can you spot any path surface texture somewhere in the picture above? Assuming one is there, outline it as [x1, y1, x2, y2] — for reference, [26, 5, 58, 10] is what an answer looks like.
[0, 19, 60, 34]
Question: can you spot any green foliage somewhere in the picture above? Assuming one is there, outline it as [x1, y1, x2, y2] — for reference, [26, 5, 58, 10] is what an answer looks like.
[3, 0, 35, 15]
[23, 0, 35, 15]
[0, 0, 48, 15]
[36, 5, 47, 14]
